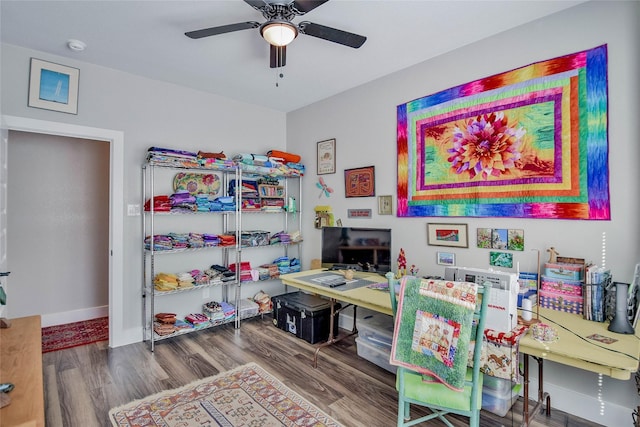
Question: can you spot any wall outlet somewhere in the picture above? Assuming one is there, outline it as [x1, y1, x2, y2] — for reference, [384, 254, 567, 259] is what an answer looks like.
[202, 288, 210, 299]
[127, 204, 140, 216]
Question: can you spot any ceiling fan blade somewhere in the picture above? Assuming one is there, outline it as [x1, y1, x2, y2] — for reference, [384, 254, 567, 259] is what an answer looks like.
[270, 45, 287, 68]
[292, 0, 330, 14]
[298, 21, 366, 48]
[243, 0, 268, 12]
[185, 21, 260, 39]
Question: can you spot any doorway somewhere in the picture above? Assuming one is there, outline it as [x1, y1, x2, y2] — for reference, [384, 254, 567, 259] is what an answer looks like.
[1, 115, 125, 346]
[8, 131, 109, 325]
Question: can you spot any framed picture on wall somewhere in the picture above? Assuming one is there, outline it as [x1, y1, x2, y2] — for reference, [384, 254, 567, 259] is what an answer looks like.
[28, 58, 79, 114]
[436, 252, 456, 266]
[317, 139, 336, 175]
[344, 166, 375, 198]
[426, 223, 468, 248]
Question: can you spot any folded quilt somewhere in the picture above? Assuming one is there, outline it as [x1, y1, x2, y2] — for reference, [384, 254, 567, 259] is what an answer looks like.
[390, 276, 478, 391]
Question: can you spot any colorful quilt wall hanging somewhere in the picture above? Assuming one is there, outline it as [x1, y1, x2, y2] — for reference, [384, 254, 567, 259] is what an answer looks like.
[397, 45, 610, 220]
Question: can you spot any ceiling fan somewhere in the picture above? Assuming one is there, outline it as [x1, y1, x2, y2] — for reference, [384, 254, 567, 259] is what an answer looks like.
[185, 0, 367, 68]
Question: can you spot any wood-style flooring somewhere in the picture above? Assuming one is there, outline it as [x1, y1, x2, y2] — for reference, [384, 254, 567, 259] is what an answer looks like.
[42, 316, 605, 427]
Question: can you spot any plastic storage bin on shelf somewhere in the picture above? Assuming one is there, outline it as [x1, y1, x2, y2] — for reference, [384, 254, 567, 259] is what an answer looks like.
[482, 382, 521, 417]
[237, 298, 260, 319]
[355, 336, 397, 373]
[339, 307, 395, 342]
[271, 292, 340, 344]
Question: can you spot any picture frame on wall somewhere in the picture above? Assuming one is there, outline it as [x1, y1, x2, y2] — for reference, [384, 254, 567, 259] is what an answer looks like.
[28, 58, 79, 114]
[436, 251, 456, 266]
[427, 223, 468, 248]
[317, 139, 336, 175]
[344, 165, 375, 198]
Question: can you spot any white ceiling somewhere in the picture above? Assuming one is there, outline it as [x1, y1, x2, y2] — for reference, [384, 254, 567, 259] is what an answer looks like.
[1, 0, 586, 113]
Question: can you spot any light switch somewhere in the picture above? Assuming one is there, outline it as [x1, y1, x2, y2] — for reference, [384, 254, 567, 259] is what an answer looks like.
[127, 204, 141, 216]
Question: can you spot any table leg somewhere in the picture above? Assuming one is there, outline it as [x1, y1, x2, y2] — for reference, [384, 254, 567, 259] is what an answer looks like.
[312, 300, 358, 368]
[521, 355, 551, 426]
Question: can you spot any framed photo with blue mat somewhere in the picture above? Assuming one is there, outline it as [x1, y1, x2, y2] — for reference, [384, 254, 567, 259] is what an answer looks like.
[28, 58, 79, 114]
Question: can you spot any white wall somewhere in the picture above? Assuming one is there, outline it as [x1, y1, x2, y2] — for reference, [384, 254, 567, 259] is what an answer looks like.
[1, 43, 288, 344]
[286, 1, 639, 425]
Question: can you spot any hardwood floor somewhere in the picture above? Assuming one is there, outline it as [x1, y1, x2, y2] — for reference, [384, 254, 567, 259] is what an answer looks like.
[42, 316, 604, 427]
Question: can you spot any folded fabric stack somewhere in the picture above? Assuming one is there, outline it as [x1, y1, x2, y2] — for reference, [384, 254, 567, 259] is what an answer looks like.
[203, 301, 227, 324]
[215, 196, 236, 211]
[153, 322, 177, 336]
[154, 273, 179, 291]
[190, 269, 210, 285]
[203, 234, 219, 247]
[147, 146, 234, 170]
[144, 195, 172, 212]
[197, 150, 226, 160]
[209, 264, 236, 282]
[195, 194, 210, 212]
[188, 233, 204, 248]
[168, 233, 189, 249]
[185, 313, 210, 328]
[218, 234, 236, 247]
[174, 319, 193, 330]
[203, 268, 226, 285]
[147, 147, 199, 168]
[170, 191, 196, 212]
[232, 153, 273, 167]
[274, 256, 291, 274]
[155, 312, 177, 324]
[260, 263, 280, 279]
[145, 235, 173, 251]
[270, 231, 291, 245]
[177, 272, 195, 289]
[253, 291, 272, 313]
[221, 301, 236, 320]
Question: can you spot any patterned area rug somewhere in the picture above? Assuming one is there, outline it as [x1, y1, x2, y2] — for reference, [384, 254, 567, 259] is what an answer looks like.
[41, 316, 109, 353]
[109, 363, 343, 427]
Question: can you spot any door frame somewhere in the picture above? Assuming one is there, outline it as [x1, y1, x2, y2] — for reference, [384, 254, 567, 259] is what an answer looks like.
[1, 115, 125, 347]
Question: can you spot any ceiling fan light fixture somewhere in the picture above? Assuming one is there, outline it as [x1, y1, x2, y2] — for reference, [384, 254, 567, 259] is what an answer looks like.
[260, 21, 297, 47]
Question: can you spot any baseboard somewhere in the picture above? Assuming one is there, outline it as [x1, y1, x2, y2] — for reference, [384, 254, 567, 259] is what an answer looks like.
[41, 305, 108, 327]
[525, 378, 632, 426]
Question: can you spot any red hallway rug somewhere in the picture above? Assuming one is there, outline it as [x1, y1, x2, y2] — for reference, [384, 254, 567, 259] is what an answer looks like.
[42, 316, 109, 353]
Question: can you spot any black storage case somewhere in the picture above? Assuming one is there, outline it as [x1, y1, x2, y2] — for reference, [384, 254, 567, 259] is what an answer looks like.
[271, 291, 340, 344]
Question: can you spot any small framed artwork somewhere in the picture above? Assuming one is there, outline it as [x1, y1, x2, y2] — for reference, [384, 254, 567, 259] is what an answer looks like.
[378, 195, 393, 215]
[28, 58, 79, 114]
[436, 252, 456, 266]
[344, 166, 375, 198]
[427, 223, 468, 248]
[317, 139, 336, 175]
[490, 251, 514, 268]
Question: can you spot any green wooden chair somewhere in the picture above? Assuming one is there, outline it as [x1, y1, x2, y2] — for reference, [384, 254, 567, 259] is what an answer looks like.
[385, 272, 491, 427]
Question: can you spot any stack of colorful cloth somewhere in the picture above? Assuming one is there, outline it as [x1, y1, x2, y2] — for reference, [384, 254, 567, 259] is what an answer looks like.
[203, 301, 227, 324]
[177, 272, 195, 289]
[144, 195, 172, 212]
[203, 234, 219, 247]
[168, 233, 189, 249]
[154, 273, 179, 291]
[188, 233, 204, 248]
[190, 269, 210, 285]
[169, 191, 196, 212]
[145, 235, 173, 251]
[185, 313, 210, 328]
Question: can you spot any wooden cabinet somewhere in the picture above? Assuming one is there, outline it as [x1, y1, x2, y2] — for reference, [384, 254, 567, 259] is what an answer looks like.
[0, 315, 45, 427]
